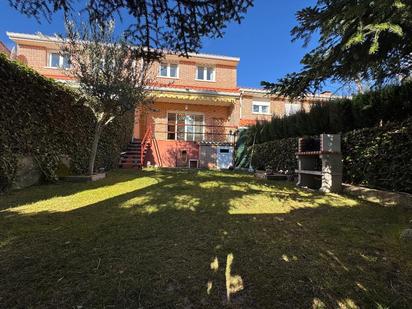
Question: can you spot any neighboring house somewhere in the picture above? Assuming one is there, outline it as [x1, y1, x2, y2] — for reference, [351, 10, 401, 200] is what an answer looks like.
[7, 31, 334, 169]
[0, 41, 11, 57]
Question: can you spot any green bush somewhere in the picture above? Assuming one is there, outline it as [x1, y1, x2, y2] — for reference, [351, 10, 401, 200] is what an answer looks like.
[342, 118, 412, 193]
[250, 137, 298, 172]
[0, 54, 133, 191]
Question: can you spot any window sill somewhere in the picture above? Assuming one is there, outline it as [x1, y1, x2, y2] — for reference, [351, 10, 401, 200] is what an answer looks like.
[195, 79, 216, 82]
[157, 75, 179, 79]
[252, 112, 271, 115]
[44, 66, 71, 70]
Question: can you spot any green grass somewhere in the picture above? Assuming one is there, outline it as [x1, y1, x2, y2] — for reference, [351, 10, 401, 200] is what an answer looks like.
[1, 169, 411, 308]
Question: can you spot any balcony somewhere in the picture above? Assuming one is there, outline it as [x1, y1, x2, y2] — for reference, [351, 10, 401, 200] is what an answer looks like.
[152, 121, 237, 144]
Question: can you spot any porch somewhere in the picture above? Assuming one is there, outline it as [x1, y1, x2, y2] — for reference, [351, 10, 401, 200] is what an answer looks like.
[145, 119, 238, 169]
[133, 93, 240, 168]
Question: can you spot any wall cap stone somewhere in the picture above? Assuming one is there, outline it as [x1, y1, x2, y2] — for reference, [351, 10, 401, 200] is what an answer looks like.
[343, 183, 412, 208]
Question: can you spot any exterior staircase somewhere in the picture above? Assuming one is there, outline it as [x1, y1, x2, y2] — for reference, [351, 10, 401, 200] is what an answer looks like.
[119, 139, 144, 169]
[119, 126, 153, 169]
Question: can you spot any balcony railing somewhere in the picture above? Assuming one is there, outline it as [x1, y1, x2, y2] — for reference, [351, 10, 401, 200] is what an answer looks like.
[152, 121, 238, 143]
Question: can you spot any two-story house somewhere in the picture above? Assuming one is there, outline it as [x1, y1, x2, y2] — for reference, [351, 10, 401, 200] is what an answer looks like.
[7, 32, 333, 169]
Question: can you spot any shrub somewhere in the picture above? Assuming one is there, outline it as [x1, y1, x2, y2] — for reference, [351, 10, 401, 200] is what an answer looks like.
[0, 54, 133, 191]
[342, 118, 412, 193]
[250, 137, 298, 172]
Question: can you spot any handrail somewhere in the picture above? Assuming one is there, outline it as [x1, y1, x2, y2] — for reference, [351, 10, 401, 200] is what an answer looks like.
[140, 124, 153, 167]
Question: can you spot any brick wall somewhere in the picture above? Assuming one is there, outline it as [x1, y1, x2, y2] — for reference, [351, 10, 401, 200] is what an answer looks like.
[149, 54, 238, 90]
[17, 44, 72, 79]
[239, 91, 324, 126]
[0, 41, 10, 56]
[17, 43, 239, 88]
[240, 92, 286, 123]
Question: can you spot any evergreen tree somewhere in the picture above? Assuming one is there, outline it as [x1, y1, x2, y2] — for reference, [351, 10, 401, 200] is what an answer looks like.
[262, 0, 412, 98]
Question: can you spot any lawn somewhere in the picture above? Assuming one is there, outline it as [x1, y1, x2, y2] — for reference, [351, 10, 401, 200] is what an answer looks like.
[1, 169, 411, 308]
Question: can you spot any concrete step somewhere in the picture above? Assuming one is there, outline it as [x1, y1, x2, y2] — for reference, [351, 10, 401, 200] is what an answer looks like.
[119, 162, 142, 169]
[121, 155, 140, 159]
[120, 159, 141, 164]
[122, 151, 141, 155]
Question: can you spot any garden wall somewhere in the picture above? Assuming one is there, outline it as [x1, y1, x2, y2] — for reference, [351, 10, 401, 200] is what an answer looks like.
[0, 54, 134, 191]
[249, 118, 412, 194]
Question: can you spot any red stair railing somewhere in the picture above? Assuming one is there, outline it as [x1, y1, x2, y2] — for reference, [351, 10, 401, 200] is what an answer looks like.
[140, 124, 153, 167]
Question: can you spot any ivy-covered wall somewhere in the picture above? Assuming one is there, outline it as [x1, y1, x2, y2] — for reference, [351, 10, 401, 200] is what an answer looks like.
[0, 54, 133, 191]
[249, 118, 412, 193]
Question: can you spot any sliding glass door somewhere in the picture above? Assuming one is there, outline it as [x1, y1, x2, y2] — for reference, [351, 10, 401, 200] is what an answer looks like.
[167, 112, 204, 141]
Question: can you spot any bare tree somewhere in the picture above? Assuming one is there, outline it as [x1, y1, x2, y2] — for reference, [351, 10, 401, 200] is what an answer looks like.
[62, 20, 154, 175]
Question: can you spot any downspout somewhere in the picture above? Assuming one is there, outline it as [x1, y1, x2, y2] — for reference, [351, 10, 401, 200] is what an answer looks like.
[248, 130, 257, 173]
[239, 90, 243, 120]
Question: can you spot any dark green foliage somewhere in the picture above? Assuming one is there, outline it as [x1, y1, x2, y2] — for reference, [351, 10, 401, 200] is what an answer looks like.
[249, 118, 412, 193]
[263, 0, 412, 98]
[343, 118, 412, 193]
[250, 137, 298, 172]
[234, 129, 249, 168]
[247, 82, 412, 145]
[0, 54, 133, 191]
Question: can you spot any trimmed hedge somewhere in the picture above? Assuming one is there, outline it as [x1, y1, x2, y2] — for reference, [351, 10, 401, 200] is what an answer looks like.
[249, 118, 412, 193]
[250, 137, 298, 173]
[0, 54, 133, 191]
[342, 118, 412, 193]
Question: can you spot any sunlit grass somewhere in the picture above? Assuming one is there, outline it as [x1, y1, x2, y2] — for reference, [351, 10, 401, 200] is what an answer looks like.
[2, 170, 359, 216]
[0, 169, 411, 308]
[2, 177, 158, 214]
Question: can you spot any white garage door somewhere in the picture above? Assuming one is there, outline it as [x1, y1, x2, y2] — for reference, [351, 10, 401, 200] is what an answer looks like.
[217, 146, 233, 169]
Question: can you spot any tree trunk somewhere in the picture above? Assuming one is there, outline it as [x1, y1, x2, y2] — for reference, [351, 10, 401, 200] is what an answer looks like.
[88, 120, 103, 175]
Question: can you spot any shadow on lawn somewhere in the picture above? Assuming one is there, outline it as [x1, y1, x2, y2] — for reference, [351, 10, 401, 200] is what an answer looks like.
[0, 169, 411, 308]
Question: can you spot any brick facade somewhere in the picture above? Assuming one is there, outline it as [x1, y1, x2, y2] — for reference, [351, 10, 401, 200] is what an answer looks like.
[0, 41, 11, 56]
[150, 54, 238, 91]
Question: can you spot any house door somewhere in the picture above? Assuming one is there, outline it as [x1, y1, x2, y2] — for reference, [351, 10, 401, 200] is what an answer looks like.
[217, 146, 233, 169]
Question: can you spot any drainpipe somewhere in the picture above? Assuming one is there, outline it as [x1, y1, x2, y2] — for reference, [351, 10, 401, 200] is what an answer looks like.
[248, 130, 257, 173]
[239, 90, 243, 120]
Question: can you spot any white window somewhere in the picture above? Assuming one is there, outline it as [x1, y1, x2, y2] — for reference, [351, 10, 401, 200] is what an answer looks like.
[159, 63, 178, 78]
[48, 52, 71, 69]
[196, 66, 215, 81]
[252, 101, 270, 115]
[167, 112, 204, 142]
[285, 102, 301, 116]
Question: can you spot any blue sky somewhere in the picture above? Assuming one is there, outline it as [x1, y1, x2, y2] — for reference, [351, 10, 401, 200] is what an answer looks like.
[0, 1, 330, 91]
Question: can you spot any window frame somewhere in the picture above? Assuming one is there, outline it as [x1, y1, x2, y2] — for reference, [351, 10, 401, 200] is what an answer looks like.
[195, 66, 215, 82]
[251, 101, 271, 115]
[167, 111, 205, 142]
[47, 51, 71, 69]
[158, 63, 179, 79]
[284, 102, 302, 116]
